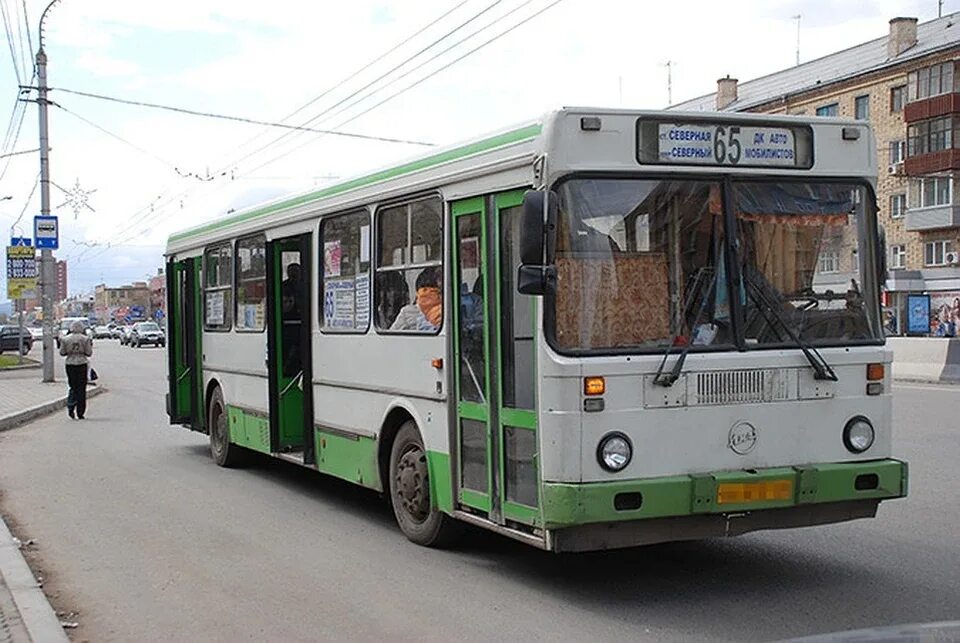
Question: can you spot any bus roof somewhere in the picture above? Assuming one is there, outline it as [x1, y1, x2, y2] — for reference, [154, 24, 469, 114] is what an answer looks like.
[165, 118, 543, 253]
[166, 107, 874, 254]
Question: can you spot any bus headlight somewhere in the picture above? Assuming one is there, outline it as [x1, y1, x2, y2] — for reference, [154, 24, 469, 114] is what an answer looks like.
[597, 432, 632, 472]
[843, 417, 875, 453]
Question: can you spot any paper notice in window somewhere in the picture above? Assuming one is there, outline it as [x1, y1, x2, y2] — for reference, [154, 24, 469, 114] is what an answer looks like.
[355, 273, 370, 328]
[360, 225, 370, 263]
[324, 240, 342, 277]
[206, 291, 224, 326]
[324, 278, 355, 328]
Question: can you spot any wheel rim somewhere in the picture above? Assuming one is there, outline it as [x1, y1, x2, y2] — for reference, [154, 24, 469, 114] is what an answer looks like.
[211, 403, 226, 457]
[394, 444, 430, 524]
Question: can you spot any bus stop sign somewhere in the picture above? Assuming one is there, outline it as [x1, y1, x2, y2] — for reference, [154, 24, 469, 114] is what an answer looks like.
[34, 215, 58, 249]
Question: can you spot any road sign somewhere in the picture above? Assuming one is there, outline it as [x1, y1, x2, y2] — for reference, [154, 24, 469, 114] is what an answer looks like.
[9, 237, 31, 247]
[34, 215, 58, 249]
[6, 245, 37, 298]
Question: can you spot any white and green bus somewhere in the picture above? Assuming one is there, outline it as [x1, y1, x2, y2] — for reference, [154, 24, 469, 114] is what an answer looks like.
[165, 108, 907, 552]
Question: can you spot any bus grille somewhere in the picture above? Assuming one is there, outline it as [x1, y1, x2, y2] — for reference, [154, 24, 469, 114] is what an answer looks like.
[694, 369, 790, 405]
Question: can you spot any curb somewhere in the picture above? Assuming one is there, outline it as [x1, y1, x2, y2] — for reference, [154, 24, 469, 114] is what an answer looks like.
[0, 362, 41, 372]
[0, 386, 106, 433]
[893, 377, 960, 386]
[0, 516, 69, 643]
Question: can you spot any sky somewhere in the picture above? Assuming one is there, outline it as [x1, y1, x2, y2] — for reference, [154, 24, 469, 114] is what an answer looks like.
[0, 0, 950, 301]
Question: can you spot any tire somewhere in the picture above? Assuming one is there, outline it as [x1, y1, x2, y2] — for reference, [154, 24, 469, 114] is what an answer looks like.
[20, 344, 29, 355]
[208, 387, 247, 467]
[388, 421, 461, 547]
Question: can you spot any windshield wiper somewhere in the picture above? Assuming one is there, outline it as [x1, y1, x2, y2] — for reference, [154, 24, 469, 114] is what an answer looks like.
[743, 273, 838, 382]
[653, 269, 718, 387]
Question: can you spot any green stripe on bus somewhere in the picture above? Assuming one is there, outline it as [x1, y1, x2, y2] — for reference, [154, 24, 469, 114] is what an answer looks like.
[427, 450, 454, 514]
[540, 459, 907, 528]
[316, 430, 379, 490]
[168, 123, 542, 244]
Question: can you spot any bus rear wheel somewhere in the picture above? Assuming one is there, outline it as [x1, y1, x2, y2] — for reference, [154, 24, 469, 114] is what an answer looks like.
[208, 387, 247, 468]
[389, 421, 461, 547]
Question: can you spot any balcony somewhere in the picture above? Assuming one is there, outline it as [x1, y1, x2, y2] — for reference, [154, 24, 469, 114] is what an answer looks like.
[904, 148, 960, 175]
[905, 204, 960, 231]
[904, 92, 960, 123]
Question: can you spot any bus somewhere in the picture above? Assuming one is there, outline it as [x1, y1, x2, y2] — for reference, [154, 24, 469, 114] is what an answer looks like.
[165, 108, 907, 552]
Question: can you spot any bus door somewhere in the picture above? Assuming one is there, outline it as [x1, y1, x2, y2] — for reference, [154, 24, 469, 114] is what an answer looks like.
[452, 191, 539, 526]
[266, 234, 315, 464]
[167, 257, 203, 429]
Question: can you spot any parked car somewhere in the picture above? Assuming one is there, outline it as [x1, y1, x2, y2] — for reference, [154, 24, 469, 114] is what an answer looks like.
[55, 317, 91, 348]
[0, 325, 33, 355]
[130, 321, 165, 348]
[92, 325, 113, 339]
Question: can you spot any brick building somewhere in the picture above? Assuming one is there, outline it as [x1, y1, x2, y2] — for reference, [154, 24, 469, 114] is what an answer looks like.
[671, 14, 960, 335]
[148, 268, 165, 319]
[94, 281, 150, 323]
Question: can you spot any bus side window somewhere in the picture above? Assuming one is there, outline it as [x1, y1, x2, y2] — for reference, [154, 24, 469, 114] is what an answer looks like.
[375, 197, 443, 333]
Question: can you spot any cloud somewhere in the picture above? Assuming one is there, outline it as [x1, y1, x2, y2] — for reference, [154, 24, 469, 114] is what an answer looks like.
[72, 52, 140, 77]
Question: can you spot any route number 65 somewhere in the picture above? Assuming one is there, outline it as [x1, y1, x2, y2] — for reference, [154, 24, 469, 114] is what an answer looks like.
[713, 126, 742, 165]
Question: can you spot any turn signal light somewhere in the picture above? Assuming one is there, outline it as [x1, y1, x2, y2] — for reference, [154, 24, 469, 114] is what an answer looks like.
[584, 376, 605, 396]
[431, 358, 444, 369]
[866, 363, 884, 381]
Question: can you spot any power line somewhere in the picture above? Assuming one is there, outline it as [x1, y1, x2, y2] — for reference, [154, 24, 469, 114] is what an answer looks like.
[0, 0, 23, 85]
[76, 0, 557, 260]
[0, 146, 39, 158]
[220, 0, 505, 172]
[227, 0, 470, 158]
[0, 99, 28, 184]
[21, 0, 34, 78]
[52, 101, 225, 179]
[13, 0, 29, 80]
[316, 0, 537, 130]
[7, 170, 38, 233]
[47, 87, 437, 147]
[71, 2, 493, 255]
[246, 0, 566, 177]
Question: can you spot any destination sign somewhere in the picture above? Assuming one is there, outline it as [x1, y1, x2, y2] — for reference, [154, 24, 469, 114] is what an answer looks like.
[637, 120, 813, 169]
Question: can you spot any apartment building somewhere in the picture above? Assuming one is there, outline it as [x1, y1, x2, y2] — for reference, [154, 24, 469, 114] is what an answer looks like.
[671, 14, 960, 335]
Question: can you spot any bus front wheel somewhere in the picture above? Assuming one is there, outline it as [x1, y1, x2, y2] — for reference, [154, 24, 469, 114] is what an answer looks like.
[388, 421, 461, 547]
[208, 387, 247, 468]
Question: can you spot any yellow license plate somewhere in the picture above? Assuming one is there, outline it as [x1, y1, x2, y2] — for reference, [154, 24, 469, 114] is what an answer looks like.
[717, 479, 793, 505]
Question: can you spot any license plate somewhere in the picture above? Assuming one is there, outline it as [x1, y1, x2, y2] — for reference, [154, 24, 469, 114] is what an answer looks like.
[717, 479, 793, 505]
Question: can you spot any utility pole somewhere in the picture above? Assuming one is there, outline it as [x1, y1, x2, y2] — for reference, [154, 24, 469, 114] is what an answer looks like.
[792, 14, 801, 66]
[36, 0, 60, 383]
[664, 61, 674, 106]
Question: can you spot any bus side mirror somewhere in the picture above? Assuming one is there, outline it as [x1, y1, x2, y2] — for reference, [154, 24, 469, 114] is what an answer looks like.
[517, 190, 558, 296]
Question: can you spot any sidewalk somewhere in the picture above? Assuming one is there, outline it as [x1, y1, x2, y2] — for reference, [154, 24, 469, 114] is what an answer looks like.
[0, 369, 104, 433]
[0, 368, 102, 641]
[0, 517, 68, 643]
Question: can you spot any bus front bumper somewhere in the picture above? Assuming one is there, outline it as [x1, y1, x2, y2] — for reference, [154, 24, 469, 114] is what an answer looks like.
[541, 459, 907, 551]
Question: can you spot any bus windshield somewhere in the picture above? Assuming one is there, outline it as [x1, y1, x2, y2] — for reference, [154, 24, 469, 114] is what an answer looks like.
[550, 178, 881, 354]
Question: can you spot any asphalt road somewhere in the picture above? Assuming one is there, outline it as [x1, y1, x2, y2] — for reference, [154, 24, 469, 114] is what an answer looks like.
[0, 341, 957, 642]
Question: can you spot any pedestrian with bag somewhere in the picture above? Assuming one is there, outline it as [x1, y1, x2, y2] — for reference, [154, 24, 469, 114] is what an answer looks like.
[59, 320, 93, 419]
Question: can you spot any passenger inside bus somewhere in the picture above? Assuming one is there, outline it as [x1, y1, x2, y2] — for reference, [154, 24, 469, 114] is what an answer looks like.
[390, 267, 443, 331]
[376, 271, 410, 329]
